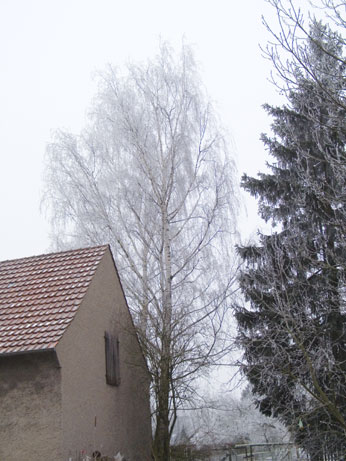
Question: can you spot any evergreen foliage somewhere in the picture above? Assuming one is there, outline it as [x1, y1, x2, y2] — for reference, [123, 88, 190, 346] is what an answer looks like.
[236, 17, 346, 459]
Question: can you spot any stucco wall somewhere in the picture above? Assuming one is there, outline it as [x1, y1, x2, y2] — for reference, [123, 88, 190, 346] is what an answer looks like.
[0, 351, 62, 461]
[56, 248, 152, 461]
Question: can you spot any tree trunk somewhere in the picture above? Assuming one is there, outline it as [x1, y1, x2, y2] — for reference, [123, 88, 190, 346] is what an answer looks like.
[153, 351, 171, 461]
[153, 208, 173, 460]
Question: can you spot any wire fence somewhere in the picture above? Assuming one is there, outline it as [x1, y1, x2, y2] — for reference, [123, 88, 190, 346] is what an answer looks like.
[228, 443, 305, 461]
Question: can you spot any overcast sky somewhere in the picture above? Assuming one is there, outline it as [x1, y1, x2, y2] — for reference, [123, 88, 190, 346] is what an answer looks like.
[0, 0, 309, 261]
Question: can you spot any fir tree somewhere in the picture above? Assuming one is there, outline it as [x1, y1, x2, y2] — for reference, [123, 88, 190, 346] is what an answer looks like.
[236, 21, 346, 459]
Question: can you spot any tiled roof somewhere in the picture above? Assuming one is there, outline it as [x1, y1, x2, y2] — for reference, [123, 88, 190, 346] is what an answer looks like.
[0, 245, 108, 355]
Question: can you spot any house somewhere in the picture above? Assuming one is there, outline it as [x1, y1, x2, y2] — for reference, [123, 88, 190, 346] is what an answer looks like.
[0, 245, 152, 461]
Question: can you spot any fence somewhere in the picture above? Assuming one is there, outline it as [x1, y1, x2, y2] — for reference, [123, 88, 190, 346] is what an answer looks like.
[228, 443, 306, 461]
[171, 441, 345, 461]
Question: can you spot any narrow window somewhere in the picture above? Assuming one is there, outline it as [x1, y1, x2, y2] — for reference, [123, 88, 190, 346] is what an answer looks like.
[104, 332, 120, 386]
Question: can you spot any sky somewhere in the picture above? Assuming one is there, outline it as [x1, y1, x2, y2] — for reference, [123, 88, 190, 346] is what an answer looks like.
[0, 0, 308, 261]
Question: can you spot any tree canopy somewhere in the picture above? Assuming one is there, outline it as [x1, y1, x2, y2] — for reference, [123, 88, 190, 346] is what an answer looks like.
[43, 43, 239, 461]
[236, 3, 346, 458]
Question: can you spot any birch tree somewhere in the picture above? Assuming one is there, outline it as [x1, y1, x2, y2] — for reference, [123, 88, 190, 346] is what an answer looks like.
[236, 5, 346, 459]
[43, 43, 239, 461]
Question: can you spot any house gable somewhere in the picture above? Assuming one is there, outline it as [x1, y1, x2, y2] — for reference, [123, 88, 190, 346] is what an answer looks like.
[55, 247, 151, 459]
[0, 245, 152, 460]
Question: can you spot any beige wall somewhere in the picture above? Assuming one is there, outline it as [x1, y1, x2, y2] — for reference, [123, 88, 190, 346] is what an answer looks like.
[0, 351, 62, 461]
[56, 248, 152, 461]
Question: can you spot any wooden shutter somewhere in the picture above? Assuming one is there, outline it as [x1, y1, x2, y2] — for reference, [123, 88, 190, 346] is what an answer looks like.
[105, 332, 120, 386]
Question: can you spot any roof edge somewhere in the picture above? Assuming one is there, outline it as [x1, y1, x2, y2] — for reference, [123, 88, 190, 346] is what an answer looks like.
[0, 347, 56, 357]
[0, 244, 110, 266]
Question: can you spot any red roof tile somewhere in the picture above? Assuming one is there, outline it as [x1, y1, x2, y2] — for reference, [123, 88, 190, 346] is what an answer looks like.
[0, 245, 108, 355]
